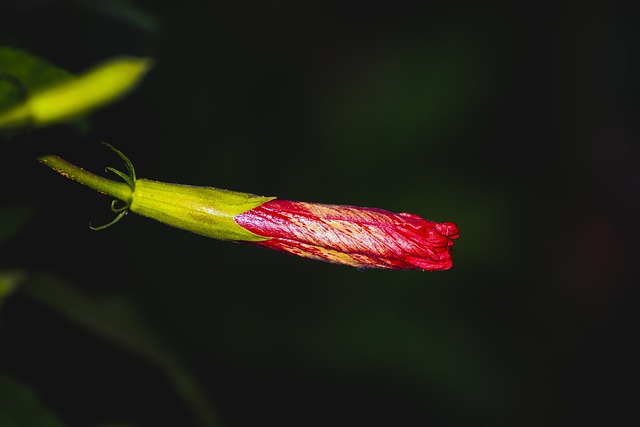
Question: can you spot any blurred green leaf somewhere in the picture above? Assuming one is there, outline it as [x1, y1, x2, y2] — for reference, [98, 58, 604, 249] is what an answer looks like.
[0, 270, 26, 306]
[0, 204, 36, 244]
[0, 47, 73, 112]
[0, 49, 152, 130]
[0, 373, 67, 427]
[19, 273, 221, 427]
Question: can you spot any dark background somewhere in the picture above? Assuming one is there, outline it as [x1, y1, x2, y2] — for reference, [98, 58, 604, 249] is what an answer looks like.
[1, 1, 639, 426]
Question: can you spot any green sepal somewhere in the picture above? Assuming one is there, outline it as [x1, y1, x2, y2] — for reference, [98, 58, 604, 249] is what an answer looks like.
[130, 179, 275, 241]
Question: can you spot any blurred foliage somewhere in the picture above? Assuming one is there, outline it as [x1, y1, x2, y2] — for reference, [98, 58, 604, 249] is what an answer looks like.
[0, 270, 26, 308]
[0, 49, 152, 130]
[0, 47, 72, 111]
[0, 374, 66, 427]
[20, 273, 220, 427]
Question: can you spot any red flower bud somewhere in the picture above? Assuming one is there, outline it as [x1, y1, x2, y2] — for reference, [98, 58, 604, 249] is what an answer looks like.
[39, 146, 459, 271]
[235, 200, 459, 271]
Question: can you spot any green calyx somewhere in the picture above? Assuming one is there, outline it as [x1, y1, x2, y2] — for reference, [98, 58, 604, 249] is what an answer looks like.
[39, 144, 275, 242]
[129, 179, 274, 242]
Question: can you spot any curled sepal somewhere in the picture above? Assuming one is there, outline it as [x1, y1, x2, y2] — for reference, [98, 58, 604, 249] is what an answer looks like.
[110, 199, 130, 214]
[87, 198, 130, 231]
[106, 167, 134, 189]
[88, 143, 137, 230]
[89, 210, 128, 231]
[102, 142, 137, 184]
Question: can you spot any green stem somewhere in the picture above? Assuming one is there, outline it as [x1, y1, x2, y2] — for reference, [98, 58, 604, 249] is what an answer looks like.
[39, 155, 133, 203]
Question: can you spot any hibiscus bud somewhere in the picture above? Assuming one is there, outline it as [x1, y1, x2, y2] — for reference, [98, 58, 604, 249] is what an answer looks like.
[39, 145, 459, 271]
[235, 200, 459, 271]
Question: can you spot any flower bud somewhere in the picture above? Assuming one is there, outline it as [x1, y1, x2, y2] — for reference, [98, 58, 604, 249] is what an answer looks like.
[235, 200, 459, 270]
[40, 148, 459, 271]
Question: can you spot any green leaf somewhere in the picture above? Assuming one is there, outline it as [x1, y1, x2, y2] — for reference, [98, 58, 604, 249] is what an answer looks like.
[0, 374, 67, 427]
[0, 48, 153, 130]
[0, 47, 73, 112]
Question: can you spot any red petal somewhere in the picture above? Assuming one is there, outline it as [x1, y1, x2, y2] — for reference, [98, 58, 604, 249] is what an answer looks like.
[235, 200, 459, 271]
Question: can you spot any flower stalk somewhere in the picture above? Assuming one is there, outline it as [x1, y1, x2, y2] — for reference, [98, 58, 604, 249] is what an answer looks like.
[39, 146, 459, 270]
[39, 155, 133, 202]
